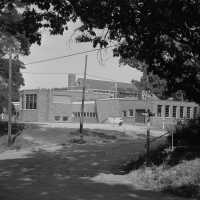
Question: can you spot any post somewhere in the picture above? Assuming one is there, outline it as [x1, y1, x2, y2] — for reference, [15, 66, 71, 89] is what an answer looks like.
[144, 71, 151, 167]
[80, 55, 88, 139]
[146, 110, 151, 166]
[8, 48, 12, 146]
[171, 129, 174, 151]
[114, 82, 118, 98]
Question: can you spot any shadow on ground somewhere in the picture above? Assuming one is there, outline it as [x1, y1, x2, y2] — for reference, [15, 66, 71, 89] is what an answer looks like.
[0, 140, 187, 200]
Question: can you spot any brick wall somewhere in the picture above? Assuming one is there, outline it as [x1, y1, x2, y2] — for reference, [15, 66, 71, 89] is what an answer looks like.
[37, 89, 50, 122]
[96, 99, 120, 123]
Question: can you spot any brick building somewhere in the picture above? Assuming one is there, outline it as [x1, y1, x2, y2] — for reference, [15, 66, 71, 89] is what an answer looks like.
[19, 74, 199, 128]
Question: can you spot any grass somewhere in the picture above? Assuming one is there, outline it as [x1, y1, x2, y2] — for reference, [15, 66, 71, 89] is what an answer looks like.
[0, 124, 133, 153]
[127, 159, 200, 190]
[92, 159, 200, 198]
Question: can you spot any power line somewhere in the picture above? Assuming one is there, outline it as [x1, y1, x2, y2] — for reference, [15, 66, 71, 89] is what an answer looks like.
[24, 44, 118, 66]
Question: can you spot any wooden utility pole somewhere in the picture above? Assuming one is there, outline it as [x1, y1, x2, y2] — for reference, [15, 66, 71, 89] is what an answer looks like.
[8, 48, 12, 146]
[145, 71, 151, 167]
[146, 108, 151, 166]
[80, 55, 88, 139]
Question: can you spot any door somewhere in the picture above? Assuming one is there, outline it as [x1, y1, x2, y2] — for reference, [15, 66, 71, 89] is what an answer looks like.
[135, 109, 145, 123]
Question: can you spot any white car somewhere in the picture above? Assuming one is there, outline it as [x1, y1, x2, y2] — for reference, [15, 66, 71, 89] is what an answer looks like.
[107, 117, 123, 125]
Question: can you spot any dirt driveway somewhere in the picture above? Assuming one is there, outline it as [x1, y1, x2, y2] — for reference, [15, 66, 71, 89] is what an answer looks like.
[0, 126, 184, 200]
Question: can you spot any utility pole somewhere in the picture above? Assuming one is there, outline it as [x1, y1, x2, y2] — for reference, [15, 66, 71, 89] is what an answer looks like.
[146, 108, 151, 166]
[145, 71, 151, 167]
[8, 48, 12, 146]
[80, 55, 88, 140]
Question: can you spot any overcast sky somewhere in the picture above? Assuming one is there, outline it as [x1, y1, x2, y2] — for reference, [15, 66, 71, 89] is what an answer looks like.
[20, 22, 142, 89]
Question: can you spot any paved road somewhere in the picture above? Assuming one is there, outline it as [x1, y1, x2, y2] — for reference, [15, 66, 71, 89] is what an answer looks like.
[0, 140, 187, 200]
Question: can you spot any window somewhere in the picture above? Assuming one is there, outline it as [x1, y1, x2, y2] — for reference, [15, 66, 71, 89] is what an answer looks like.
[157, 105, 162, 117]
[55, 116, 60, 121]
[87, 112, 90, 117]
[165, 105, 170, 117]
[129, 109, 133, 117]
[90, 112, 93, 117]
[84, 112, 86, 117]
[187, 107, 191, 119]
[180, 106, 184, 118]
[63, 116, 68, 121]
[193, 107, 198, 118]
[172, 106, 177, 118]
[123, 110, 127, 117]
[25, 94, 37, 109]
[93, 113, 96, 118]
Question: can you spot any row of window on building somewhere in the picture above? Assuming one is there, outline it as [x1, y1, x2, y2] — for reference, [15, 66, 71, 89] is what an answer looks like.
[157, 105, 198, 119]
[73, 112, 97, 118]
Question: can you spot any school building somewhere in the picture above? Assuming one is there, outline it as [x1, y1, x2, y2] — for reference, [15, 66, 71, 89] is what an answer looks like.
[18, 90, 199, 129]
[17, 74, 199, 128]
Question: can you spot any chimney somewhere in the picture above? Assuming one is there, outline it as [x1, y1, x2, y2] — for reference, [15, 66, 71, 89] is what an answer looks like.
[68, 73, 76, 88]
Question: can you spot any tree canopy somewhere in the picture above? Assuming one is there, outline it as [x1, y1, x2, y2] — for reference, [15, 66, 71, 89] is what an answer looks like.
[1, 0, 200, 107]
[0, 0, 75, 111]
[69, 0, 200, 103]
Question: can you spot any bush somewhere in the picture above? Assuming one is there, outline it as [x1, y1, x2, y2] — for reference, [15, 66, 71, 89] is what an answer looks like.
[167, 117, 200, 147]
[0, 121, 25, 137]
[113, 143, 169, 174]
[166, 117, 200, 165]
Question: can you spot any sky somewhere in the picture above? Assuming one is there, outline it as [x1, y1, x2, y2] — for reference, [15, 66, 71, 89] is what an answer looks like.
[20, 22, 142, 89]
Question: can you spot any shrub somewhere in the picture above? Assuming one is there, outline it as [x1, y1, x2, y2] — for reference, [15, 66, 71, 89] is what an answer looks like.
[0, 121, 25, 137]
[167, 117, 200, 147]
[166, 117, 200, 165]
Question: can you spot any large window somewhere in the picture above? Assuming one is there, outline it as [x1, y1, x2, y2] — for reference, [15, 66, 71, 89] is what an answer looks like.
[25, 94, 37, 109]
[157, 105, 162, 117]
[180, 106, 184, 118]
[187, 107, 191, 119]
[165, 105, 170, 117]
[172, 106, 177, 118]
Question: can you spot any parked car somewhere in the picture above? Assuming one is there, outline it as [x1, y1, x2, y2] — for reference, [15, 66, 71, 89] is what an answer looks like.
[107, 117, 123, 126]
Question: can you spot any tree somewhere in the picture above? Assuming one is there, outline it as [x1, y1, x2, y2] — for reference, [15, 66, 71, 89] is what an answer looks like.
[69, 0, 200, 103]
[0, 0, 75, 111]
[139, 72, 167, 99]
[0, 0, 75, 55]
[0, 58, 25, 112]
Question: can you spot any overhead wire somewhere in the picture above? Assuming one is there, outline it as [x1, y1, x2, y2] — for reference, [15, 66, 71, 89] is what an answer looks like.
[24, 44, 118, 66]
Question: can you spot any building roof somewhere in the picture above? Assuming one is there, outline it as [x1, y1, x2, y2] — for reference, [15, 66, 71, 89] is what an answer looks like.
[77, 78, 138, 91]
